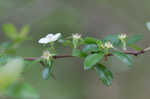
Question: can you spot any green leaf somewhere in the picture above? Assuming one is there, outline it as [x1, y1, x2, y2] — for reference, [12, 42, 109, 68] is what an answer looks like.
[42, 67, 51, 80]
[72, 49, 80, 56]
[0, 58, 24, 93]
[19, 25, 30, 40]
[82, 44, 99, 53]
[0, 42, 16, 55]
[0, 55, 9, 66]
[72, 49, 87, 58]
[129, 44, 142, 51]
[103, 34, 121, 46]
[96, 40, 103, 49]
[73, 39, 78, 48]
[7, 82, 39, 99]
[84, 53, 104, 70]
[95, 64, 113, 86]
[113, 51, 132, 66]
[84, 37, 99, 44]
[127, 34, 142, 45]
[3, 24, 18, 40]
[0, 42, 13, 49]
[59, 39, 72, 46]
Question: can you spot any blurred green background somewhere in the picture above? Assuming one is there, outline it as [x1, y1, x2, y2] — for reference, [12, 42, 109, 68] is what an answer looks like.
[0, 0, 150, 99]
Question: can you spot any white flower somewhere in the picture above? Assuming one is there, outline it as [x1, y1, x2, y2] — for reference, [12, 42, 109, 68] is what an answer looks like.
[41, 50, 51, 60]
[104, 42, 113, 49]
[72, 33, 81, 39]
[118, 33, 127, 40]
[38, 33, 61, 44]
[118, 33, 127, 50]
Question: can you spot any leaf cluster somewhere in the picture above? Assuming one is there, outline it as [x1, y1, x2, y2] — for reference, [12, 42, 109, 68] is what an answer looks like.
[0, 24, 144, 98]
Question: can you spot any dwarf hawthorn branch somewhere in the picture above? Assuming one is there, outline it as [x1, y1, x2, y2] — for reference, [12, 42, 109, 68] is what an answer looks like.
[24, 47, 150, 61]
[107, 50, 145, 56]
[24, 55, 73, 61]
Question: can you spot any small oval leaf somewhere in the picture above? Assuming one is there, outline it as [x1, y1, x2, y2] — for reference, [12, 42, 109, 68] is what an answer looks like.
[42, 67, 50, 80]
[82, 44, 99, 53]
[95, 64, 113, 86]
[84, 53, 104, 70]
[113, 51, 132, 66]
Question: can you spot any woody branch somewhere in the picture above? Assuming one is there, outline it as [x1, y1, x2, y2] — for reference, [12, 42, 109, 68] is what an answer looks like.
[24, 46, 150, 61]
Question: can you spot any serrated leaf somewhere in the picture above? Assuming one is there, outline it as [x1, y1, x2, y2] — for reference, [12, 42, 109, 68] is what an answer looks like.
[82, 44, 99, 53]
[42, 67, 51, 80]
[84, 53, 104, 70]
[95, 64, 113, 86]
[7, 82, 39, 99]
[3, 24, 18, 40]
[113, 51, 132, 66]
[127, 34, 142, 45]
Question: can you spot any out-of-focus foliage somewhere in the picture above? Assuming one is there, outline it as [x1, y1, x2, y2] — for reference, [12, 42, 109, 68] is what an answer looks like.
[0, 24, 39, 99]
[0, 57, 39, 99]
[0, 58, 24, 93]
[3, 24, 30, 43]
[0, 24, 30, 55]
[7, 82, 39, 99]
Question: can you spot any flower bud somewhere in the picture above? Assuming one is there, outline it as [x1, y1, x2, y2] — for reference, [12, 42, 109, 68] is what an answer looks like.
[104, 42, 113, 49]
[72, 33, 81, 39]
[118, 33, 127, 40]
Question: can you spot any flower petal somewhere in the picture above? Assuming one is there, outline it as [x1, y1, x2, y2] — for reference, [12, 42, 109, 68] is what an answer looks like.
[52, 33, 61, 41]
[38, 37, 50, 44]
[46, 34, 54, 38]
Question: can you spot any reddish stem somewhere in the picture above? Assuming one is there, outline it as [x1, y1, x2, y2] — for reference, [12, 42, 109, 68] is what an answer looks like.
[24, 48, 147, 61]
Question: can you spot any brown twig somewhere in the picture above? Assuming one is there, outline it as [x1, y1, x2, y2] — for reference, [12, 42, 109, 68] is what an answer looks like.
[24, 47, 149, 61]
[106, 49, 145, 56]
[24, 55, 74, 61]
